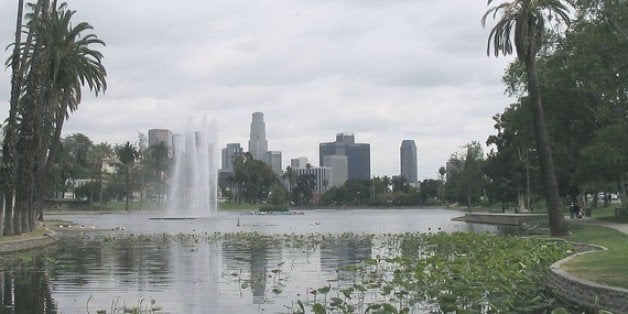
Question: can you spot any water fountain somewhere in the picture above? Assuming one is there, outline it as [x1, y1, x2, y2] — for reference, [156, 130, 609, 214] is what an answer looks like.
[166, 117, 218, 218]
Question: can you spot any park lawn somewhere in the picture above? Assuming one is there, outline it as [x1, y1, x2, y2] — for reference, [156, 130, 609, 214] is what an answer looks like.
[562, 224, 628, 289]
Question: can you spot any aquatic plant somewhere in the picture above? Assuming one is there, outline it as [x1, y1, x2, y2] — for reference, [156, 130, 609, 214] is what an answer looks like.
[290, 232, 572, 313]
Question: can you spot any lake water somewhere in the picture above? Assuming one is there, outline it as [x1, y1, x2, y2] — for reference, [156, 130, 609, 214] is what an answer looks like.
[1, 208, 513, 313]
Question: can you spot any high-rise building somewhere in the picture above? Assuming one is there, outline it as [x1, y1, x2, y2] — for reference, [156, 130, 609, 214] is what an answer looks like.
[291, 157, 309, 169]
[294, 166, 332, 196]
[148, 129, 173, 149]
[400, 140, 418, 184]
[319, 133, 370, 181]
[248, 112, 268, 161]
[221, 143, 242, 172]
[323, 155, 348, 187]
[264, 151, 283, 175]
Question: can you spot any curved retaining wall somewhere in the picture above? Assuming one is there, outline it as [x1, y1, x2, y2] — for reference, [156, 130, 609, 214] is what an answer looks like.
[547, 246, 628, 312]
[0, 230, 58, 253]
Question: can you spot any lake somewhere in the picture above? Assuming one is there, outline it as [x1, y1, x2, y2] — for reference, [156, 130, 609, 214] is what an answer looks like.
[1, 208, 517, 313]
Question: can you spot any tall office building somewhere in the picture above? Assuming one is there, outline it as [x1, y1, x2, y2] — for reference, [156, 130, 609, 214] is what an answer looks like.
[264, 151, 283, 175]
[291, 157, 309, 169]
[221, 143, 242, 172]
[148, 129, 173, 149]
[400, 140, 418, 184]
[323, 155, 348, 188]
[319, 133, 370, 181]
[294, 166, 332, 195]
[248, 112, 268, 161]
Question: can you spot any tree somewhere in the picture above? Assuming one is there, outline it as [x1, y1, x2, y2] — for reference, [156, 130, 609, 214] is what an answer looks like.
[444, 143, 486, 209]
[2, 1, 106, 235]
[87, 142, 113, 205]
[282, 166, 296, 204]
[2, 0, 25, 235]
[116, 142, 139, 211]
[148, 141, 171, 204]
[36, 3, 107, 216]
[482, 0, 572, 236]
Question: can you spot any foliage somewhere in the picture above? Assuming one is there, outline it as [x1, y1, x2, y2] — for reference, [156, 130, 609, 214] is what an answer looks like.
[288, 232, 572, 313]
[445, 142, 486, 209]
[233, 152, 279, 204]
[1, 1, 106, 235]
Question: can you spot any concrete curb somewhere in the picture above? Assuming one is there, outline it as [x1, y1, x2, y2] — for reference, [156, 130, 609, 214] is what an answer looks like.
[0, 229, 59, 253]
[547, 244, 628, 313]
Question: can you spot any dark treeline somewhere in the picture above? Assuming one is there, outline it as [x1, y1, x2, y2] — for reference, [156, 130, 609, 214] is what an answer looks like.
[448, 0, 626, 232]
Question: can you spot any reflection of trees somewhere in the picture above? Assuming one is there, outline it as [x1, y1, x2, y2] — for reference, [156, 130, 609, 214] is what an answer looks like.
[52, 237, 172, 289]
[1, 257, 56, 313]
[221, 237, 281, 303]
[320, 237, 371, 271]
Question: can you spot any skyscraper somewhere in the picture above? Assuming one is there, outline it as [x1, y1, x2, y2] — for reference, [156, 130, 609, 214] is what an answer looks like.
[319, 133, 370, 181]
[221, 143, 242, 172]
[291, 157, 309, 169]
[323, 155, 348, 187]
[248, 112, 268, 161]
[264, 151, 283, 175]
[148, 129, 172, 149]
[400, 140, 418, 184]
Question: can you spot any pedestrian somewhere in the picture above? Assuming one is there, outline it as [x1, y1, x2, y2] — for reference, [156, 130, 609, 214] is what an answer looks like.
[570, 202, 578, 219]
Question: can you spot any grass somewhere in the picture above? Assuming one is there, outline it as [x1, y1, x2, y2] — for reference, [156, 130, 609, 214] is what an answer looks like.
[561, 224, 628, 288]
[0, 225, 46, 243]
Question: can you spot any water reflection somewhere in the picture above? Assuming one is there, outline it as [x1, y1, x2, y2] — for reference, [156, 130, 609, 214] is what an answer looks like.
[1, 209, 534, 313]
[1, 258, 56, 314]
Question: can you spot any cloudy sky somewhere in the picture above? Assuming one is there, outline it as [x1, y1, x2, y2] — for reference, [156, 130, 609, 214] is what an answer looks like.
[0, 0, 514, 180]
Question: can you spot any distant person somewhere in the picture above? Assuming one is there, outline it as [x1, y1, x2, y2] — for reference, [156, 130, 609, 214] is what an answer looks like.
[570, 202, 580, 219]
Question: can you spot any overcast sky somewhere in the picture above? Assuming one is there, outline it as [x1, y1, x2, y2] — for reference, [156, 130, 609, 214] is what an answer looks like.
[0, 0, 515, 180]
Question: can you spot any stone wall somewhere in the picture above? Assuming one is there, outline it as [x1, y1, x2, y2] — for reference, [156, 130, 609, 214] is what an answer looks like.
[0, 231, 58, 253]
[547, 248, 628, 312]
[455, 213, 547, 225]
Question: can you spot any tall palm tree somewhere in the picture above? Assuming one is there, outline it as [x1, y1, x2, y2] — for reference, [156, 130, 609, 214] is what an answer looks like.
[149, 142, 171, 203]
[282, 166, 296, 204]
[2, 0, 25, 236]
[117, 142, 139, 211]
[36, 3, 106, 217]
[482, 0, 572, 236]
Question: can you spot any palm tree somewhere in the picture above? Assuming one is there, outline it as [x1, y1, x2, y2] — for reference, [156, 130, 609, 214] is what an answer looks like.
[2, 0, 25, 236]
[482, 0, 572, 236]
[282, 166, 296, 204]
[117, 142, 139, 211]
[36, 3, 107, 217]
[149, 142, 171, 203]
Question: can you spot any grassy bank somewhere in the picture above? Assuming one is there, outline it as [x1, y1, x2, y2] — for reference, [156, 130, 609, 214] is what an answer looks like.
[562, 225, 628, 288]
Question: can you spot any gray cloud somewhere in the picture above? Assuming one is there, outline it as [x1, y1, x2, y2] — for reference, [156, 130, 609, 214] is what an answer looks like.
[0, 0, 516, 179]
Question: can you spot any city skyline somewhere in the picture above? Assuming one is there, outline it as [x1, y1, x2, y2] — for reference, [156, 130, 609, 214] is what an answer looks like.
[0, 1, 514, 181]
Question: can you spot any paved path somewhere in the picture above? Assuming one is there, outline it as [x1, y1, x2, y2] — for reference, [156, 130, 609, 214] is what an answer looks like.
[566, 216, 628, 234]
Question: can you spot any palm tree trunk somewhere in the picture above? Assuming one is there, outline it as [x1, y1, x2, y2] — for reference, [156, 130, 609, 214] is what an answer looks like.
[2, 0, 25, 236]
[525, 59, 567, 236]
[125, 169, 130, 211]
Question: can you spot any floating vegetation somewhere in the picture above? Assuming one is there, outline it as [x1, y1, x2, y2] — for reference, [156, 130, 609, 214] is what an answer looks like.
[20, 230, 573, 312]
[283, 232, 573, 313]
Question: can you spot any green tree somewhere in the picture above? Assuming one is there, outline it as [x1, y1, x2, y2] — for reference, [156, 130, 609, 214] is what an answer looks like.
[116, 142, 139, 211]
[293, 173, 316, 205]
[233, 152, 278, 204]
[2, 0, 25, 235]
[148, 141, 171, 204]
[445, 143, 486, 209]
[282, 165, 296, 204]
[482, 0, 572, 236]
[419, 179, 441, 205]
[87, 142, 113, 205]
[2, 1, 106, 235]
